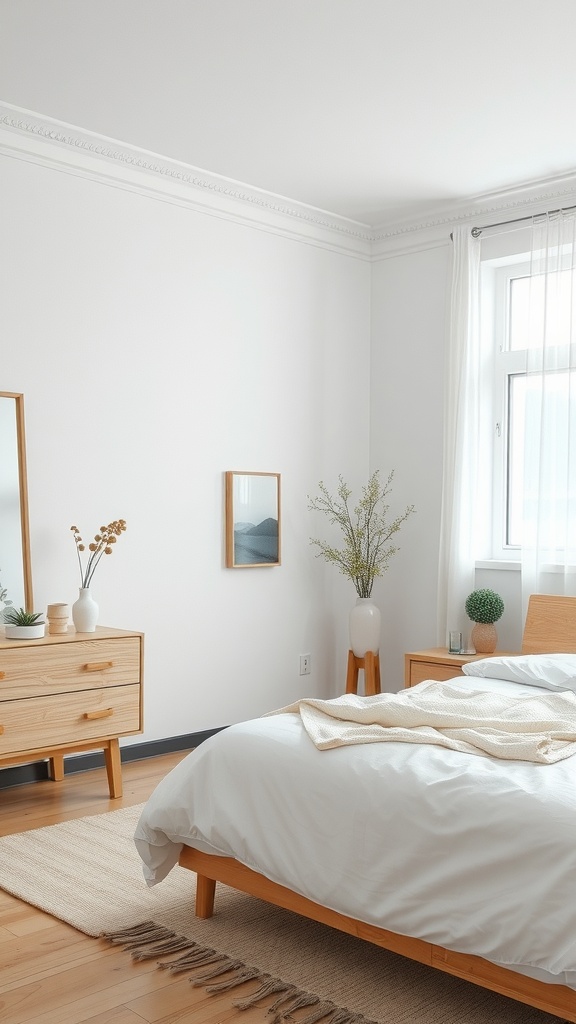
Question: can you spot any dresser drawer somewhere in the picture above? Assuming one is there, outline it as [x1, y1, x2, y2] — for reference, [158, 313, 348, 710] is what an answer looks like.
[0, 682, 141, 755]
[0, 637, 141, 700]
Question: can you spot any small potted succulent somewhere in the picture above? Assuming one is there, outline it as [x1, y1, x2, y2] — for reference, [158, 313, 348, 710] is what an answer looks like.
[465, 588, 504, 654]
[4, 607, 46, 640]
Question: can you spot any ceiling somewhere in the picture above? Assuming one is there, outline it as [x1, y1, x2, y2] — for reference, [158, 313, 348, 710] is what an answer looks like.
[2, 0, 576, 228]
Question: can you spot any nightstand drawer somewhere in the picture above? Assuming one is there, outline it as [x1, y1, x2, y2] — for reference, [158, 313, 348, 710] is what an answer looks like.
[408, 662, 465, 686]
[0, 637, 141, 700]
[404, 649, 517, 687]
[0, 682, 141, 755]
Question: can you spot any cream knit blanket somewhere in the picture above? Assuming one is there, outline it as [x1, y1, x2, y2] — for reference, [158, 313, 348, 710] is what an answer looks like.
[269, 682, 576, 763]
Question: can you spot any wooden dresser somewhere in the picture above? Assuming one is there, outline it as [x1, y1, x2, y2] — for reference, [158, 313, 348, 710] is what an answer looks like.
[404, 647, 513, 687]
[0, 625, 143, 797]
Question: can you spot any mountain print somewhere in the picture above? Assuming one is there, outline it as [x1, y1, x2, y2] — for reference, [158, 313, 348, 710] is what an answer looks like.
[233, 517, 279, 563]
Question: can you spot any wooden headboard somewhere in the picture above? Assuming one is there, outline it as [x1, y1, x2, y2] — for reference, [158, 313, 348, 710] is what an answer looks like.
[522, 594, 576, 653]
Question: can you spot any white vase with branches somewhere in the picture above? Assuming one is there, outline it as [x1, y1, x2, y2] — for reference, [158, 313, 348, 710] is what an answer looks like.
[308, 471, 415, 657]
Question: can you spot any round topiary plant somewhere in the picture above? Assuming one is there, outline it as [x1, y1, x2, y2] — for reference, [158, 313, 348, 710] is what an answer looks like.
[465, 588, 504, 624]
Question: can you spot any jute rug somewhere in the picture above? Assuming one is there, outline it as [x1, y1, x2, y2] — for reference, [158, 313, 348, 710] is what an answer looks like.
[0, 803, 567, 1024]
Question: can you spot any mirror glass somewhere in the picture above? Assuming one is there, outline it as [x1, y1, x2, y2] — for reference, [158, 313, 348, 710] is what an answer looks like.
[0, 392, 33, 616]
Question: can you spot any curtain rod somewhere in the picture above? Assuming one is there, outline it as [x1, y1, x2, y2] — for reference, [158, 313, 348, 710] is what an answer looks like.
[469, 203, 576, 238]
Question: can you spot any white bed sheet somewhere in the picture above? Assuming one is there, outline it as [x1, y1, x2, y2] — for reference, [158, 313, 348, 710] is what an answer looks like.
[134, 674, 576, 988]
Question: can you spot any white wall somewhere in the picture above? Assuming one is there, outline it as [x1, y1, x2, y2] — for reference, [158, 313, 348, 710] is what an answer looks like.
[369, 241, 526, 681]
[3, 109, 569, 751]
[369, 243, 451, 687]
[1, 138, 371, 745]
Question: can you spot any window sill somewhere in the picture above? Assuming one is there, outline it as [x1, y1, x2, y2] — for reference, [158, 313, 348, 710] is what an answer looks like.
[475, 559, 521, 572]
[476, 559, 576, 573]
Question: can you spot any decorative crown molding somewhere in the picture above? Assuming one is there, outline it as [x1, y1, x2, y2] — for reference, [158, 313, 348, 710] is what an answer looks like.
[371, 173, 576, 258]
[0, 103, 373, 258]
[2, 101, 576, 261]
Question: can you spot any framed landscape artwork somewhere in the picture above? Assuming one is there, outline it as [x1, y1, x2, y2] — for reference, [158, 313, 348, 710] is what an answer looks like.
[225, 471, 281, 568]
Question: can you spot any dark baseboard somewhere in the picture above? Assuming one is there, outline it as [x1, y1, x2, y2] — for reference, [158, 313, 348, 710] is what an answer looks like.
[0, 727, 225, 790]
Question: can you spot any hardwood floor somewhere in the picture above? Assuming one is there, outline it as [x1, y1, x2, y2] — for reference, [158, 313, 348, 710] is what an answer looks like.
[0, 754, 270, 1024]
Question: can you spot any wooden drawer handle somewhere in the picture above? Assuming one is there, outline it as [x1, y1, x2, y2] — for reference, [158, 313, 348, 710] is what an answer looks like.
[83, 708, 114, 720]
[83, 661, 113, 673]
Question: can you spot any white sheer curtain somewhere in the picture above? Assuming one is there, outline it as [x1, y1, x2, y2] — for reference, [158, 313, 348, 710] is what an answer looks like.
[437, 225, 482, 645]
[438, 213, 576, 641]
[520, 211, 576, 617]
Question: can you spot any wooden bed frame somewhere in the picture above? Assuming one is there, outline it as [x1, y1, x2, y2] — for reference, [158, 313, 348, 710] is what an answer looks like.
[179, 594, 576, 1022]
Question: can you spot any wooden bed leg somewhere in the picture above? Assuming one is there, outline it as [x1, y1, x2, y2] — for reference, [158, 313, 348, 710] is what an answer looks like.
[196, 874, 216, 918]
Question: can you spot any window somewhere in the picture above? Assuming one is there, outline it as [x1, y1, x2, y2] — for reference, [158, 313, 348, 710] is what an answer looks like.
[482, 247, 576, 561]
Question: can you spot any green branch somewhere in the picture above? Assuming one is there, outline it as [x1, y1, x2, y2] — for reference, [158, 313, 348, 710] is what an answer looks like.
[308, 471, 415, 598]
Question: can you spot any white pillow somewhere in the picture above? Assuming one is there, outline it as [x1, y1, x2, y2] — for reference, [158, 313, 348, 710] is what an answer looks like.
[462, 654, 576, 692]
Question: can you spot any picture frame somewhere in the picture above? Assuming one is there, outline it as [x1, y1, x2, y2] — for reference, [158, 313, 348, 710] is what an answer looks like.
[225, 471, 281, 568]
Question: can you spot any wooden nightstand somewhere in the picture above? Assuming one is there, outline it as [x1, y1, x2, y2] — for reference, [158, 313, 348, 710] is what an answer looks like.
[0, 625, 143, 797]
[404, 648, 513, 688]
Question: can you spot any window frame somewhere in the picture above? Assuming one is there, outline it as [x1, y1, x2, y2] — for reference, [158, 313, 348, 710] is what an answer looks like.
[481, 237, 576, 563]
[480, 252, 529, 561]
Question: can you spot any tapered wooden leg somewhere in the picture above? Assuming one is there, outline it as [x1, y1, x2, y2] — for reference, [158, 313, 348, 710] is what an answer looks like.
[364, 650, 375, 695]
[364, 651, 381, 695]
[345, 650, 359, 693]
[104, 738, 123, 798]
[196, 874, 216, 918]
[49, 754, 64, 781]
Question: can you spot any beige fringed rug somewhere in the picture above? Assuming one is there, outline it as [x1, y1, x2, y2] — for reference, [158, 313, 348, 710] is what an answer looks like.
[0, 803, 567, 1024]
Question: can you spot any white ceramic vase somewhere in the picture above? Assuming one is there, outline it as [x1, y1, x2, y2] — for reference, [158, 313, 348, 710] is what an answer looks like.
[72, 587, 99, 633]
[349, 597, 381, 657]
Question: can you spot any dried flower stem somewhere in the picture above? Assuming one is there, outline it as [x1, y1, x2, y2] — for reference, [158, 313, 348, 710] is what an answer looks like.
[70, 519, 127, 588]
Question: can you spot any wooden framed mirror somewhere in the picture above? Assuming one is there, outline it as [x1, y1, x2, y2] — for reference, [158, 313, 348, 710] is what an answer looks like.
[0, 392, 33, 614]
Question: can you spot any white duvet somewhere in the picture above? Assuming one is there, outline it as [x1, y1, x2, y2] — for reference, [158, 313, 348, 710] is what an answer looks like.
[134, 674, 576, 986]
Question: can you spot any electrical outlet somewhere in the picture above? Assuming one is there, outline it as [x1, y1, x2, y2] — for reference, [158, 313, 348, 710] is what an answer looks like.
[299, 653, 311, 675]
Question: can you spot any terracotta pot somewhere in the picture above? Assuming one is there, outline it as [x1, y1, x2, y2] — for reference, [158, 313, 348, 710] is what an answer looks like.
[471, 621, 497, 654]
